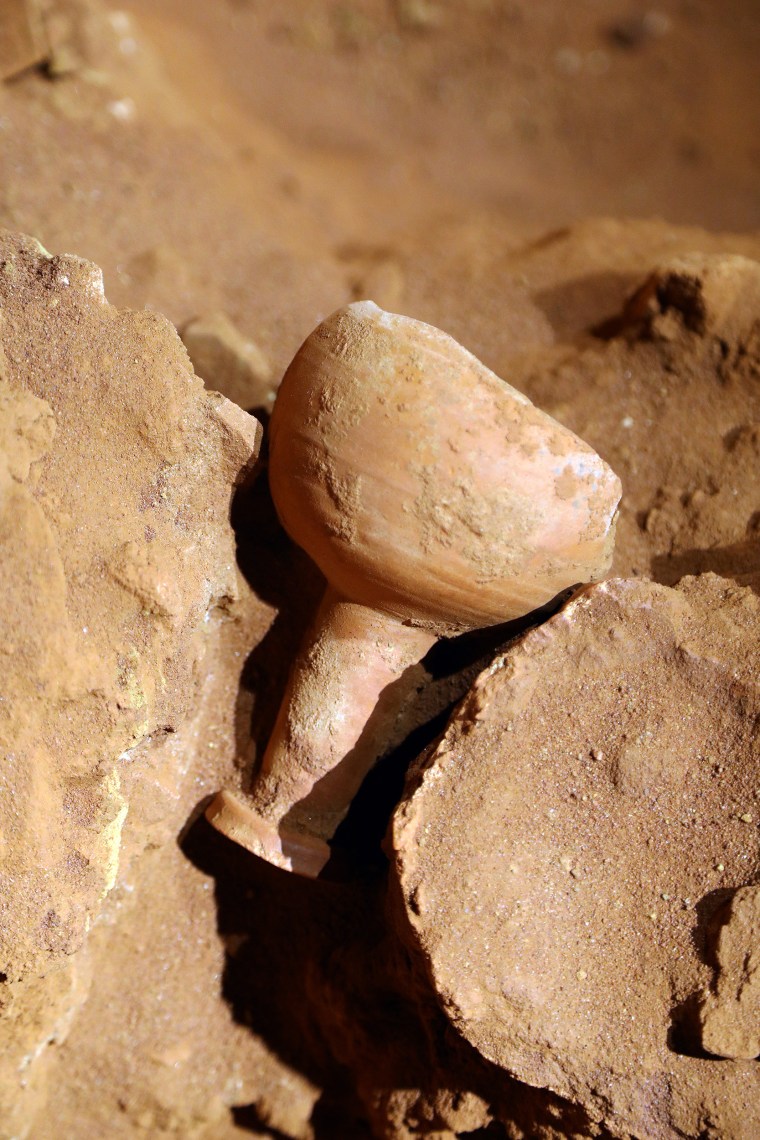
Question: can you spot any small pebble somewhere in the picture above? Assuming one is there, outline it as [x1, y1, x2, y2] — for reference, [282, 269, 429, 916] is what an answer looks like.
[108, 98, 136, 122]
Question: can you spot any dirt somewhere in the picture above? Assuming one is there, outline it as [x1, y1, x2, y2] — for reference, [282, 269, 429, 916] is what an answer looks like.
[1, 1, 759, 1138]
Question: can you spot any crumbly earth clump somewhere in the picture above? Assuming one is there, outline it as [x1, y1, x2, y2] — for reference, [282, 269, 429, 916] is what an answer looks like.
[393, 573, 760, 1139]
[0, 228, 313, 1138]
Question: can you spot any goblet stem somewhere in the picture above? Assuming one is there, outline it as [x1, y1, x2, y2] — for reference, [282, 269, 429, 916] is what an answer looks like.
[206, 585, 436, 876]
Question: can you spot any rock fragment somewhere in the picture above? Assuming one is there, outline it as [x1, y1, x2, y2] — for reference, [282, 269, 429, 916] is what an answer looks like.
[0, 228, 265, 1132]
[700, 886, 760, 1060]
[181, 310, 274, 413]
[392, 573, 760, 1138]
[0, 228, 264, 973]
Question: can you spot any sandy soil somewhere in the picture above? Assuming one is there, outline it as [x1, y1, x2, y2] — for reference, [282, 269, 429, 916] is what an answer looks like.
[1, 1, 759, 1137]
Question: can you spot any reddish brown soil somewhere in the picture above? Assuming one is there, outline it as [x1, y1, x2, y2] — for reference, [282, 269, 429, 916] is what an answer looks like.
[1, 2, 760, 1138]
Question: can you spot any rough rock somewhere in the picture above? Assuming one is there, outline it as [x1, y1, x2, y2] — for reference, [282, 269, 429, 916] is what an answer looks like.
[392, 574, 760, 1139]
[0, 0, 46, 81]
[0, 228, 310, 1137]
[0, 227, 260, 979]
[700, 885, 760, 1061]
[182, 310, 274, 415]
